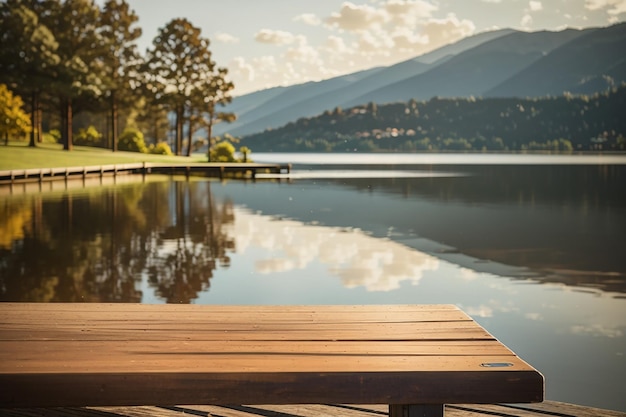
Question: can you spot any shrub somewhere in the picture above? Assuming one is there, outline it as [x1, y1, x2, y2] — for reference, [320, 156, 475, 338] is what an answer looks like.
[117, 128, 147, 153]
[74, 125, 104, 147]
[239, 146, 252, 162]
[42, 129, 61, 143]
[209, 141, 236, 162]
[149, 141, 173, 155]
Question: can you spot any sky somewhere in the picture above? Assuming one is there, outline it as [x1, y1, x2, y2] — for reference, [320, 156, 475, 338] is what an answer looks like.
[118, 0, 626, 96]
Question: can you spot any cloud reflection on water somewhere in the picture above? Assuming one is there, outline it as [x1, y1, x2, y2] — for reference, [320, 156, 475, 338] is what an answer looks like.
[226, 207, 440, 292]
[257, 169, 465, 180]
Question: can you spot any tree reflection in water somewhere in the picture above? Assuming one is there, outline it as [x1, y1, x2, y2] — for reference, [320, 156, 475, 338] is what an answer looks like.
[0, 180, 235, 303]
[147, 181, 234, 303]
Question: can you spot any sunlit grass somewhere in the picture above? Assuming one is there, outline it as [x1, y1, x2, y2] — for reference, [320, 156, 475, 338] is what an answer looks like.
[0, 141, 206, 170]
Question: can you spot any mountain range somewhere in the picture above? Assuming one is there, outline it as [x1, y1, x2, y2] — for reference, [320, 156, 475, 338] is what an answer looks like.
[216, 23, 626, 138]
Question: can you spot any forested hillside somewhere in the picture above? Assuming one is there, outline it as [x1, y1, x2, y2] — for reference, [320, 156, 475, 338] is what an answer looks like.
[219, 23, 626, 138]
[239, 87, 626, 152]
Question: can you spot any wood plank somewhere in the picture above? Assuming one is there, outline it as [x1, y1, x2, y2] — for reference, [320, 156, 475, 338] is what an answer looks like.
[495, 401, 626, 416]
[0, 304, 543, 408]
[0, 340, 515, 356]
[0, 325, 492, 342]
[0, 305, 468, 324]
[1, 402, 623, 417]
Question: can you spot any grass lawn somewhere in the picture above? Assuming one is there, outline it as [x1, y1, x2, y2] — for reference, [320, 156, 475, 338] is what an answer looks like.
[0, 141, 206, 170]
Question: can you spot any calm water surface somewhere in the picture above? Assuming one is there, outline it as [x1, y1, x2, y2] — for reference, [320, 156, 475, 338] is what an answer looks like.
[1, 153, 625, 411]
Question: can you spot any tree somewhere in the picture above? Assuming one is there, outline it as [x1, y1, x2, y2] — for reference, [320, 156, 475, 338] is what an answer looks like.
[144, 18, 215, 156]
[0, 1, 60, 147]
[98, 0, 142, 152]
[196, 67, 236, 158]
[239, 146, 251, 162]
[39, 0, 104, 151]
[132, 98, 170, 145]
[0, 84, 32, 144]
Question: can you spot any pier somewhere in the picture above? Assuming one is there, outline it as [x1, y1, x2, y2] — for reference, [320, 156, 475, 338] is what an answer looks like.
[0, 162, 291, 185]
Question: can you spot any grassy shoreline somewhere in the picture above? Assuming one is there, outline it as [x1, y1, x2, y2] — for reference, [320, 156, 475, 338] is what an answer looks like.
[0, 142, 206, 170]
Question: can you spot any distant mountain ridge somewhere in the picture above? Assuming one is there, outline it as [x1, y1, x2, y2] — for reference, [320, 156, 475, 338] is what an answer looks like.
[216, 23, 626, 138]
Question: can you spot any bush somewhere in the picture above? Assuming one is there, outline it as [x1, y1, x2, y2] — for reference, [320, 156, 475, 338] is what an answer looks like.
[42, 129, 61, 143]
[149, 141, 173, 155]
[239, 146, 252, 162]
[74, 125, 104, 147]
[117, 128, 147, 153]
[209, 141, 236, 162]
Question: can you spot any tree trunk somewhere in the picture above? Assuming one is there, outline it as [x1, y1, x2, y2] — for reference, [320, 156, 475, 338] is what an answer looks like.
[206, 109, 214, 162]
[29, 91, 38, 147]
[62, 97, 73, 151]
[36, 106, 42, 143]
[186, 113, 193, 157]
[175, 104, 183, 156]
[111, 90, 118, 152]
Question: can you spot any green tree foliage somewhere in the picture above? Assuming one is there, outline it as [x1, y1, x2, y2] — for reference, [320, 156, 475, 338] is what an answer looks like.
[38, 0, 103, 151]
[98, 0, 142, 152]
[239, 146, 251, 162]
[74, 125, 104, 148]
[1, 3, 234, 154]
[144, 18, 215, 156]
[195, 67, 236, 158]
[148, 141, 173, 155]
[0, 84, 32, 144]
[240, 86, 626, 152]
[42, 129, 61, 144]
[210, 141, 237, 162]
[117, 127, 147, 153]
[131, 98, 170, 145]
[0, 1, 60, 147]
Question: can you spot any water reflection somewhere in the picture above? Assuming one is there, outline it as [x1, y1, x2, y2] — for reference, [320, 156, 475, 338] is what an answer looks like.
[0, 180, 235, 303]
[2, 170, 624, 303]
[1, 169, 624, 411]
[229, 208, 439, 291]
[0, 180, 445, 300]
[212, 163, 626, 296]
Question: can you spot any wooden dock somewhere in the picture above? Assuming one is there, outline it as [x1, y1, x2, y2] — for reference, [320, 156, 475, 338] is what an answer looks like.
[0, 162, 291, 184]
[0, 304, 622, 416]
[0, 401, 623, 417]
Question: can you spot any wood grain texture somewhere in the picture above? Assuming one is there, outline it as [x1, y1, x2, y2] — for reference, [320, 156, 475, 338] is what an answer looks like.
[1, 402, 621, 417]
[0, 304, 544, 408]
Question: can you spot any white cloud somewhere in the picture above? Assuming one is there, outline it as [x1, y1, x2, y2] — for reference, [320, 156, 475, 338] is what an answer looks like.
[230, 56, 254, 82]
[529, 1, 543, 11]
[585, 0, 626, 15]
[465, 305, 494, 318]
[234, 0, 483, 94]
[384, 0, 438, 26]
[286, 36, 322, 65]
[356, 29, 395, 55]
[419, 13, 476, 48]
[525, 312, 543, 321]
[326, 1, 389, 32]
[521, 13, 533, 27]
[323, 35, 354, 54]
[391, 27, 429, 51]
[571, 323, 624, 338]
[293, 13, 321, 26]
[215, 32, 240, 44]
[254, 29, 296, 45]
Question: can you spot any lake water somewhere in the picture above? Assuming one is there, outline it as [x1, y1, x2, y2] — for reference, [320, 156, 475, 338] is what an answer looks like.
[1, 153, 625, 412]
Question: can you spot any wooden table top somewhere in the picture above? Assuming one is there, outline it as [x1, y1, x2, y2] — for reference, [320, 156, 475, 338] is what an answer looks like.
[0, 303, 544, 408]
